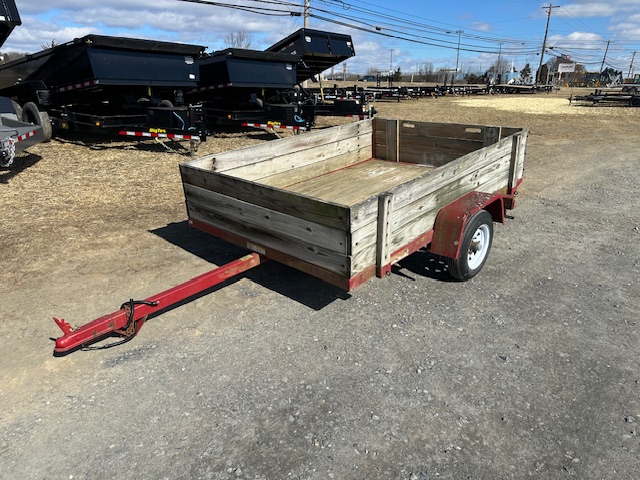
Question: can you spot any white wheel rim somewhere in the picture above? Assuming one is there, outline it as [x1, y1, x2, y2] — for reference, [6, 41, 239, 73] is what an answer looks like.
[467, 224, 490, 270]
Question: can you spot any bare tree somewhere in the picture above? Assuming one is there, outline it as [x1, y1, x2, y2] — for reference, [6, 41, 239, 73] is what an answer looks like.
[224, 31, 254, 49]
[41, 39, 58, 50]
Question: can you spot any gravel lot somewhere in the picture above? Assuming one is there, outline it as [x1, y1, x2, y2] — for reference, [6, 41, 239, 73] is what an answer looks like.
[1, 89, 638, 479]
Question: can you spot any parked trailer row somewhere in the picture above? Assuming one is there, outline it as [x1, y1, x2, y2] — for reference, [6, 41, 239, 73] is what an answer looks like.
[570, 89, 640, 107]
[0, 28, 366, 143]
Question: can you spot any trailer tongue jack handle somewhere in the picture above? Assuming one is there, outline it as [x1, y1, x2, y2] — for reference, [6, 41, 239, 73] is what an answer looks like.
[52, 252, 264, 355]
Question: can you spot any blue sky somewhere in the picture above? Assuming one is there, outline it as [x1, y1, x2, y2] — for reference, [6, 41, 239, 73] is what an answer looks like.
[4, 1, 640, 76]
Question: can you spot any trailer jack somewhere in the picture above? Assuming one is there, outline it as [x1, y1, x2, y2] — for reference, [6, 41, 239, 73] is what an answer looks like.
[52, 252, 264, 355]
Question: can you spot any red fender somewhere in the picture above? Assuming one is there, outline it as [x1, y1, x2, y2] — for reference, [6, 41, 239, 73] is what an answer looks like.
[430, 191, 505, 260]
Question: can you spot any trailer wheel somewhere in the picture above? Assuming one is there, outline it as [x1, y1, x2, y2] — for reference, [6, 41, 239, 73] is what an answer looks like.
[630, 97, 640, 107]
[22, 102, 52, 141]
[447, 210, 493, 281]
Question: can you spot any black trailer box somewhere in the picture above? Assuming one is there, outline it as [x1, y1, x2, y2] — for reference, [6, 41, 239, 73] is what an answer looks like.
[267, 28, 355, 82]
[0, 0, 20, 48]
[197, 49, 299, 89]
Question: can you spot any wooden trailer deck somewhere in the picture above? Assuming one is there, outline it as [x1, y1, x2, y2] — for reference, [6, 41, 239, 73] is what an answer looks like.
[180, 118, 528, 290]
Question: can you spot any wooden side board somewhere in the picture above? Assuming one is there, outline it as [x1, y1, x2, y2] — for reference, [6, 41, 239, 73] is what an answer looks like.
[373, 118, 515, 167]
[189, 120, 373, 174]
[348, 130, 528, 275]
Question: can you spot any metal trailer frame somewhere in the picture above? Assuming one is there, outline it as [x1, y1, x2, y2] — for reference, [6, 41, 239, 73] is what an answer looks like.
[570, 89, 640, 107]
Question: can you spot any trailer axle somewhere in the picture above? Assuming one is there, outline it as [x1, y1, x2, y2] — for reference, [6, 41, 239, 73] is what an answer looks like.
[52, 252, 264, 354]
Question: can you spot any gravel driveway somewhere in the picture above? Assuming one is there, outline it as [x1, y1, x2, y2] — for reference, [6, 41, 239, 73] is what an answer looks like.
[1, 89, 638, 479]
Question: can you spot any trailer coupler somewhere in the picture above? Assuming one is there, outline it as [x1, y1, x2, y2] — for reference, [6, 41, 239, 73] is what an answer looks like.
[52, 252, 265, 355]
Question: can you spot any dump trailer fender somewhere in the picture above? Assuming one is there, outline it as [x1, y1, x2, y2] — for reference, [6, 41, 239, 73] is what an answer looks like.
[430, 191, 506, 262]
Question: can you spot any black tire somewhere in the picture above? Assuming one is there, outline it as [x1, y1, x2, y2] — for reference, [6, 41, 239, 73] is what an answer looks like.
[159, 99, 173, 107]
[22, 101, 52, 141]
[447, 210, 494, 281]
[630, 97, 640, 107]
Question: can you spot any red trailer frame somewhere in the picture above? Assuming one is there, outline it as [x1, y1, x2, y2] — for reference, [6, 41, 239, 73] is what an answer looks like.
[52, 189, 516, 355]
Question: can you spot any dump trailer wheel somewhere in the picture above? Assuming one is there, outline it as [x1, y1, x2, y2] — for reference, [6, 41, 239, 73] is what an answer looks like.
[447, 210, 494, 281]
[22, 102, 52, 141]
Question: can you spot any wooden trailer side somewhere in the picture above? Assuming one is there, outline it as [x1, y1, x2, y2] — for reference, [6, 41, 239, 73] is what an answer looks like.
[349, 128, 528, 276]
[189, 120, 372, 179]
[373, 118, 507, 167]
[180, 164, 356, 278]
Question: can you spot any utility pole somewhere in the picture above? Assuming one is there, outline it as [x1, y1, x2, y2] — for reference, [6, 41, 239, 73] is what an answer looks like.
[497, 41, 503, 82]
[628, 51, 637, 80]
[453, 30, 463, 84]
[302, 1, 310, 88]
[599, 40, 611, 74]
[536, 4, 559, 85]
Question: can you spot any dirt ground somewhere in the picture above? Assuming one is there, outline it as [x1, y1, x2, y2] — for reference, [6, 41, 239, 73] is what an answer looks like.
[1, 88, 638, 479]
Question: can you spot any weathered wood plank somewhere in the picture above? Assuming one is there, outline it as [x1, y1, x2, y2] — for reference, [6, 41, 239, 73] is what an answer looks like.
[187, 203, 351, 276]
[285, 159, 431, 207]
[398, 136, 482, 165]
[180, 165, 350, 230]
[227, 130, 372, 181]
[184, 183, 349, 254]
[188, 120, 373, 172]
[392, 120, 500, 141]
[258, 146, 371, 188]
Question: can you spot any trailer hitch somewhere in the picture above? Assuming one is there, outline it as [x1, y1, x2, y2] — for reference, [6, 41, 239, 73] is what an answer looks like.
[52, 252, 265, 355]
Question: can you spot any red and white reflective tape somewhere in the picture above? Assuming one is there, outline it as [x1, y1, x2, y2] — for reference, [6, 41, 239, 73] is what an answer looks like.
[56, 80, 97, 93]
[241, 123, 306, 131]
[119, 131, 200, 141]
[190, 82, 232, 93]
[15, 129, 39, 142]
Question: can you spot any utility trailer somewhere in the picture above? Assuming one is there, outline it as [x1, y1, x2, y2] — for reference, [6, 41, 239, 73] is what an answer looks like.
[570, 89, 640, 107]
[53, 118, 528, 354]
[0, 35, 207, 141]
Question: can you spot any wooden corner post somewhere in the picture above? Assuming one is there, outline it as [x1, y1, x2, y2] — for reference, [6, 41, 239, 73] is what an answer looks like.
[376, 192, 394, 277]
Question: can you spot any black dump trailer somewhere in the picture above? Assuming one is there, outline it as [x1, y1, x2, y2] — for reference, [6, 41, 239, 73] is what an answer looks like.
[190, 28, 368, 130]
[0, 26, 368, 142]
[0, 0, 45, 166]
[0, 35, 207, 141]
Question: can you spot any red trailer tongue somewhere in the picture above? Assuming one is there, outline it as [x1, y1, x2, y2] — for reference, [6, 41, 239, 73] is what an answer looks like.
[52, 253, 264, 354]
